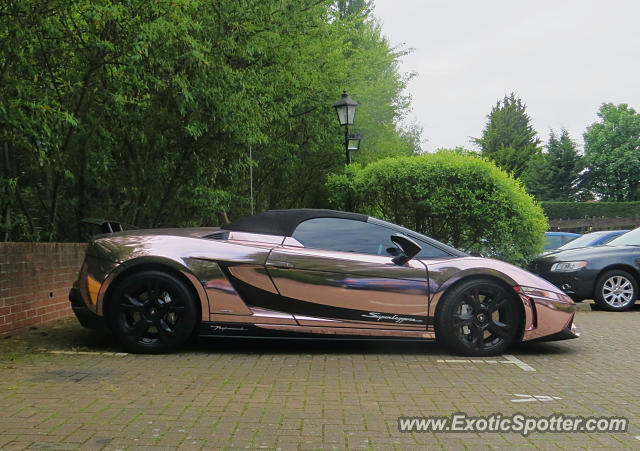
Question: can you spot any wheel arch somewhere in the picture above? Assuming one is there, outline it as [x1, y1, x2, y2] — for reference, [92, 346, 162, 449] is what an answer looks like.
[433, 273, 526, 341]
[98, 257, 209, 325]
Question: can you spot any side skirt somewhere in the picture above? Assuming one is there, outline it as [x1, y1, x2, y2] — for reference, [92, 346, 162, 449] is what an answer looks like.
[199, 321, 435, 340]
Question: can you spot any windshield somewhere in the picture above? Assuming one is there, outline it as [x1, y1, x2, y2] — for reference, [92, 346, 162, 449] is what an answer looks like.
[544, 233, 578, 250]
[558, 232, 607, 250]
[607, 227, 640, 246]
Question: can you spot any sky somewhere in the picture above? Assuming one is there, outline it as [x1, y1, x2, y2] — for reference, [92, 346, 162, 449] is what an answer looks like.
[373, 0, 640, 152]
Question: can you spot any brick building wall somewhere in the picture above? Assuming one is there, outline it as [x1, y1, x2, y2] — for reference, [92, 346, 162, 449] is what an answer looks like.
[0, 243, 87, 337]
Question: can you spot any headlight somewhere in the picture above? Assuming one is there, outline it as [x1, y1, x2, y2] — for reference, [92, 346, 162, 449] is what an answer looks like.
[550, 261, 587, 272]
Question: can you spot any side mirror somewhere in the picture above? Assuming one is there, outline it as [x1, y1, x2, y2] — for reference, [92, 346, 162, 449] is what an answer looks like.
[390, 234, 422, 265]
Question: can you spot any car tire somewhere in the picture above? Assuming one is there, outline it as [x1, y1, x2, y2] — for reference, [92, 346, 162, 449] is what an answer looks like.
[435, 278, 521, 356]
[594, 270, 637, 311]
[108, 270, 198, 353]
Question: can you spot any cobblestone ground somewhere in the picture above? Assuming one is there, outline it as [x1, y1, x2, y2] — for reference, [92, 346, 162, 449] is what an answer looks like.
[1, 304, 639, 450]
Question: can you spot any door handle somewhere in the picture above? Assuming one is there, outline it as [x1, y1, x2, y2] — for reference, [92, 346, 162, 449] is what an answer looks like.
[266, 260, 294, 269]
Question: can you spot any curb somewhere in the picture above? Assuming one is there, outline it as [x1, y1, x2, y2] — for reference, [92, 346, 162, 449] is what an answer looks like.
[574, 300, 596, 312]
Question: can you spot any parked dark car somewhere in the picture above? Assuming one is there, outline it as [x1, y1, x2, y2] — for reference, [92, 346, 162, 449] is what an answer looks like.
[69, 209, 578, 356]
[531, 227, 640, 311]
[545, 230, 629, 254]
[544, 232, 580, 251]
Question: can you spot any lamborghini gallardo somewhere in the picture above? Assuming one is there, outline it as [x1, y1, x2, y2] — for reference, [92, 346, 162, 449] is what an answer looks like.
[69, 209, 579, 356]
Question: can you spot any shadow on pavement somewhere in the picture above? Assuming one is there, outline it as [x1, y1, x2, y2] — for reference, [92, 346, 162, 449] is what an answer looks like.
[187, 336, 443, 356]
[1, 316, 579, 358]
[511, 340, 578, 356]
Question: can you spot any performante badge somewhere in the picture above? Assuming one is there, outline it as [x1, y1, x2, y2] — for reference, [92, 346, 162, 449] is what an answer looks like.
[210, 325, 248, 332]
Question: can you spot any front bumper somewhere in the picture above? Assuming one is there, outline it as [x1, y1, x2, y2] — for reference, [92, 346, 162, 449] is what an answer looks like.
[527, 320, 580, 342]
[69, 285, 105, 330]
[515, 286, 580, 342]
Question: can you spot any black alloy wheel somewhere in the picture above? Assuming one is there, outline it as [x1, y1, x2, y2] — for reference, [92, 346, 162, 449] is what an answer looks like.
[436, 278, 520, 356]
[108, 270, 198, 353]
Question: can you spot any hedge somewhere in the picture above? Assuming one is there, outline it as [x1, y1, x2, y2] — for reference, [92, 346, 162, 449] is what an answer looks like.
[326, 151, 547, 265]
[541, 202, 640, 220]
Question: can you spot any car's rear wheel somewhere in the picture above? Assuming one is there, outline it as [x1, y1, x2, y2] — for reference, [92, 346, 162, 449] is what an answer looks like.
[435, 278, 520, 356]
[594, 270, 637, 311]
[108, 270, 198, 353]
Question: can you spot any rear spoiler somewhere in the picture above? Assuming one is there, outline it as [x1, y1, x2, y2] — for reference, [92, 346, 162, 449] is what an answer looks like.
[81, 218, 127, 234]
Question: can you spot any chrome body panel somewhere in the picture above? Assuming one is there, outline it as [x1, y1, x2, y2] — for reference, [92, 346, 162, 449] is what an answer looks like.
[282, 237, 304, 247]
[295, 315, 425, 329]
[272, 247, 428, 280]
[254, 324, 434, 339]
[93, 255, 211, 321]
[87, 234, 273, 319]
[514, 286, 578, 341]
[193, 259, 252, 315]
[266, 247, 429, 326]
[424, 257, 578, 341]
[227, 265, 279, 295]
[228, 231, 285, 245]
[211, 308, 297, 325]
[91, 227, 220, 240]
[93, 234, 274, 265]
[71, 221, 578, 345]
[77, 256, 120, 313]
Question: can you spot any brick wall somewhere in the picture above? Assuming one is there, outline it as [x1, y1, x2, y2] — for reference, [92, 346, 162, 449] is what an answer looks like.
[0, 243, 87, 338]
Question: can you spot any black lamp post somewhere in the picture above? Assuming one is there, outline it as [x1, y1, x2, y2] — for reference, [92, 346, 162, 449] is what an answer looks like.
[333, 91, 359, 165]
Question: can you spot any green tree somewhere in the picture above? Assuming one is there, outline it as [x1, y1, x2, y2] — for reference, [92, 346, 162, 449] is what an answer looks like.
[522, 129, 582, 200]
[326, 151, 547, 265]
[583, 103, 640, 201]
[249, 0, 419, 212]
[473, 93, 542, 178]
[0, 0, 419, 241]
[332, 0, 373, 19]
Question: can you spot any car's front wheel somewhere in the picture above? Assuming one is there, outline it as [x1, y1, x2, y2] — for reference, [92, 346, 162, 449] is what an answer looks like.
[435, 278, 521, 356]
[594, 270, 637, 311]
[108, 270, 198, 353]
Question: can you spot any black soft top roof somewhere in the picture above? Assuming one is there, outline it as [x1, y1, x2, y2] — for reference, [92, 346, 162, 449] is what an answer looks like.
[222, 209, 368, 237]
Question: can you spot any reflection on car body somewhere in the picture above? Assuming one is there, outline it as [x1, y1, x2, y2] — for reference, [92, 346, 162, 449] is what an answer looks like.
[69, 209, 579, 356]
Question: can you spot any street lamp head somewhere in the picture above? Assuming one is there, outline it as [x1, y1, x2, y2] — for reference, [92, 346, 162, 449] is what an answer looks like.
[347, 134, 362, 152]
[333, 91, 358, 126]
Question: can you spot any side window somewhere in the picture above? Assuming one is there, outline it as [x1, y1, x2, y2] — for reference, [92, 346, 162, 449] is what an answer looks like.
[293, 218, 393, 255]
[414, 242, 450, 259]
[292, 218, 449, 258]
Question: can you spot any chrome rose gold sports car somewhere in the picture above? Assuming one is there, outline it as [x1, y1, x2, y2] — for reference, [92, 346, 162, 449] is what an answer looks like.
[69, 209, 579, 356]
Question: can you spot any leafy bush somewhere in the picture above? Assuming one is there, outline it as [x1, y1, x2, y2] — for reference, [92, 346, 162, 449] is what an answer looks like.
[541, 201, 640, 220]
[326, 151, 547, 265]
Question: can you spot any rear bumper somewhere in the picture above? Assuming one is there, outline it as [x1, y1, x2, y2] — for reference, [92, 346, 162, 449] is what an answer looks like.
[69, 285, 105, 330]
